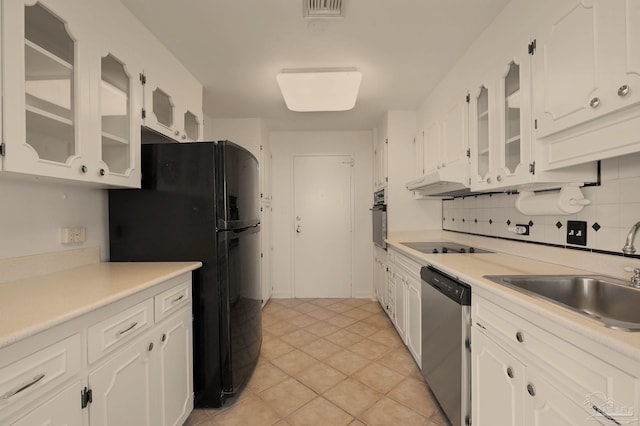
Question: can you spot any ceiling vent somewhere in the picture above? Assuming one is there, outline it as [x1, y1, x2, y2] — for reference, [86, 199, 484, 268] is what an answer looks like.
[303, 0, 344, 18]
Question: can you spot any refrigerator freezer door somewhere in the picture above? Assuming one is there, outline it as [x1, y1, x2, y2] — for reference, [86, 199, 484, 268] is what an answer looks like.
[216, 141, 260, 230]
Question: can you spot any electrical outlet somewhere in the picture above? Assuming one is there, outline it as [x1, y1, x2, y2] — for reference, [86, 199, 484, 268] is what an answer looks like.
[61, 227, 86, 244]
[566, 220, 587, 246]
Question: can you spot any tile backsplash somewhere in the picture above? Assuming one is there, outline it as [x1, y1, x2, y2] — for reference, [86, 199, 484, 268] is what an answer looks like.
[443, 153, 640, 255]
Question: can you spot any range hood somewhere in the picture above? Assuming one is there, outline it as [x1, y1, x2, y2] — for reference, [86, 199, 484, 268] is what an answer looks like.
[405, 170, 471, 198]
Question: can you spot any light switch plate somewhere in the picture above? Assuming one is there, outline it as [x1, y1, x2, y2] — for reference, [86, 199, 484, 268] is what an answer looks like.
[567, 221, 587, 246]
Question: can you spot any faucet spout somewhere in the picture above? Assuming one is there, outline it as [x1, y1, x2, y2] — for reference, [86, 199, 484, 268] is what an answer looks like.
[623, 221, 640, 254]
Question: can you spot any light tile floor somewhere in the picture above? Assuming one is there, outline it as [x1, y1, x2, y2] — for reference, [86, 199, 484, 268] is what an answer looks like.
[184, 298, 450, 426]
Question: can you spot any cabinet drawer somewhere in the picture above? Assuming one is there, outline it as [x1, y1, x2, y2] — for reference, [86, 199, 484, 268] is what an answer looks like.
[154, 280, 191, 323]
[474, 296, 637, 415]
[392, 251, 422, 276]
[88, 299, 153, 363]
[0, 334, 81, 411]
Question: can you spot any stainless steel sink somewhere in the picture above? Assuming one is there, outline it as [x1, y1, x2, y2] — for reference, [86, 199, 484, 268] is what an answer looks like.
[484, 275, 640, 331]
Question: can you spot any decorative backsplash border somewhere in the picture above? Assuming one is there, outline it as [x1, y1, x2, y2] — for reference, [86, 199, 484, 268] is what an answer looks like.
[442, 153, 640, 258]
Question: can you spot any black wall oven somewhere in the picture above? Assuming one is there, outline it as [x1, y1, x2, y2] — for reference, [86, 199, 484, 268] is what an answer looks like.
[371, 189, 387, 249]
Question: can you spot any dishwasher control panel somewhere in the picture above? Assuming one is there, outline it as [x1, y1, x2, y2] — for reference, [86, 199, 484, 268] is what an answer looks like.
[421, 266, 471, 305]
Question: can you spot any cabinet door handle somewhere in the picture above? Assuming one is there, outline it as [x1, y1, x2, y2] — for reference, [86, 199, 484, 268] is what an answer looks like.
[475, 322, 486, 330]
[99, 168, 106, 177]
[117, 321, 138, 336]
[80, 165, 88, 174]
[171, 294, 185, 304]
[1, 373, 45, 399]
[589, 97, 600, 108]
[516, 331, 524, 343]
[496, 175, 502, 182]
[486, 177, 492, 184]
[618, 84, 630, 97]
[527, 383, 536, 396]
[506, 367, 514, 378]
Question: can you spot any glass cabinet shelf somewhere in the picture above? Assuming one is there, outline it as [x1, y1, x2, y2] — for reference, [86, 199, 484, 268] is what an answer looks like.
[25, 39, 72, 78]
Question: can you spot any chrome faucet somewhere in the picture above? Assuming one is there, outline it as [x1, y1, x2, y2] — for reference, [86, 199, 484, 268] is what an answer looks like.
[622, 221, 640, 255]
[632, 269, 640, 289]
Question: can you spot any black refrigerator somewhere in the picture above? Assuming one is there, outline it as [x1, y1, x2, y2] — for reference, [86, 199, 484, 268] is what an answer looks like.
[108, 141, 262, 408]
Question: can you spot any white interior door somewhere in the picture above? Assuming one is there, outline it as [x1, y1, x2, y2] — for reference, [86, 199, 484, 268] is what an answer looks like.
[293, 155, 352, 298]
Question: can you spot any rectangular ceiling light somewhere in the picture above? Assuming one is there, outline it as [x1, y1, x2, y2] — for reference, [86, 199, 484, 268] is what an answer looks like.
[276, 70, 362, 112]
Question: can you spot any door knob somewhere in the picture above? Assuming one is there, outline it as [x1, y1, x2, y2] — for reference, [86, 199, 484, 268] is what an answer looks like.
[618, 84, 630, 97]
[296, 225, 301, 234]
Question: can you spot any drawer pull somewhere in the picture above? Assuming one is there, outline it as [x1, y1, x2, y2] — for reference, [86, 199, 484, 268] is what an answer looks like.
[592, 404, 622, 426]
[1, 373, 45, 399]
[117, 322, 138, 336]
[516, 331, 524, 343]
[171, 294, 185, 304]
[506, 367, 514, 379]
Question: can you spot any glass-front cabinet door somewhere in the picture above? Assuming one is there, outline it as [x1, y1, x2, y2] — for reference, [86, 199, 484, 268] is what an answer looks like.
[470, 82, 493, 188]
[2, 0, 89, 180]
[496, 49, 532, 188]
[503, 63, 521, 174]
[96, 51, 140, 186]
[2, 0, 141, 187]
[142, 71, 203, 143]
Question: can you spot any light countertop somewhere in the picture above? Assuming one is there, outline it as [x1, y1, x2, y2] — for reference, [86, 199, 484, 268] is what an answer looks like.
[386, 236, 640, 364]
[0, 261, 202, 350]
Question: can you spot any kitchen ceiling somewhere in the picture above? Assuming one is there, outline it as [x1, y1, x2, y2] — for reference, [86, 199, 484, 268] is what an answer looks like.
[120, 0, 510, 131]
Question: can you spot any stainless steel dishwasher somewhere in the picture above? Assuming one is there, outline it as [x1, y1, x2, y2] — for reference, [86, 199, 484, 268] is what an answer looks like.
[421, 265, 471, 426]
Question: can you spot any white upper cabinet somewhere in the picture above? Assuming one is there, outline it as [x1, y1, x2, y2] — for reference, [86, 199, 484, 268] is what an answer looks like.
[533, 0, 639, 138]
[142, 71, 203, 143]
[373, 120, 388, 190]
[534, 0, 640, 169]
[470, 44, 534, 191]
[2, 0, 93, 182]
[1, 0, 203, 186]
[469, 38, 597, 192]
[417, 93, 469, 182]
[1, 0, 142, 187]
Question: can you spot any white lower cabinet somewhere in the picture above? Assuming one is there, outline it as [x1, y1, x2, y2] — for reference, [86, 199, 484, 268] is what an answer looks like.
[472, 328, 524, 426]
[472, 293, 639, 426]
[153, 307, 193, 426]
[10, 381, 83, 426]
[89, 306, 192, 426]
[89, 331, 155, 426]
[405, 274, 422, 365]
[0, 273, 194, 426]
[378, 248, 422, 367]
[393, 271, 406, 343]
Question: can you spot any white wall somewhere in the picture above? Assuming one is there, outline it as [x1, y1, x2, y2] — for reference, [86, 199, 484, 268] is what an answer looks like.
[204, 116, 267, 161]
[0, 178, 108, 260]
[270, 131, 374, 299]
